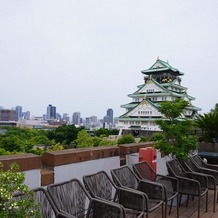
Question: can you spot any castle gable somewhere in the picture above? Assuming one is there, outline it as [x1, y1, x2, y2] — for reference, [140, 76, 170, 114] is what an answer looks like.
[124, 100, 161, 118]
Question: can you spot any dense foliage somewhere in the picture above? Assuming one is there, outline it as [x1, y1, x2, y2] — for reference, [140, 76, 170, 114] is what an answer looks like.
[149, 132, 164, 142]
[195, 103, 218, 142]
[0, 126, 120, 154]
[95, 128, 119, 137]
[74, 130, 117, 147]
[0, 163, 40, 218]
[155, 98, 198, 160]
[0, 127, 54, 155]
[117, 134, 135, 144]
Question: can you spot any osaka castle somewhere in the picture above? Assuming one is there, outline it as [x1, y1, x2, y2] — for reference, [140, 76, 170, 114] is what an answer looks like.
[116, 58, 201, 132]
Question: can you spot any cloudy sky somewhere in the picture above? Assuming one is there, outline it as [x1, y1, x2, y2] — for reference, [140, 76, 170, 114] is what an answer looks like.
[1, 0, 218, 119]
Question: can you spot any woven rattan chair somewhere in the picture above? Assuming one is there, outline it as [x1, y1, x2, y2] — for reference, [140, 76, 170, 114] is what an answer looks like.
[14, 187, 74, 218]
[191, 154, 218, 171]
[180, 157, 218, 212]
[83, 171, 144, 218]
[110, 165, 164, 218]
[166, 159, 208, 218]
[48, 178, 134, 218]
[133, 160, 179, 218]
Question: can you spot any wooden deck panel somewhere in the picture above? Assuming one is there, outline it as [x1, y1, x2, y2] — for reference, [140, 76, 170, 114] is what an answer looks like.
[149, 190, 218, 218]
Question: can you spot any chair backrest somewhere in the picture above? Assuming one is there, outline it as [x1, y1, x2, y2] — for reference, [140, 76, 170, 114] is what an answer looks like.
[133, 161, 156, 181]
[34, 187, 59, 218]
[166, 159, 186, 177]
[111, 165, 139, 189]
[47, 179, 91, 218]
[13, 187, 58, 218]
[180, 158, 199, 172]
[191, 154, 206, 168]
[83, 171, 117, 202]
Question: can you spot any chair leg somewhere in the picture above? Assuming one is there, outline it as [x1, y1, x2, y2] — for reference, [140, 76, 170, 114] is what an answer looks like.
[213, 189, 216, 212]
[186, 195, 189, 208]
[165, 201, 167, 218]
[198, 197, 200, 218]
[176, 194, 179, 218]
[217, 189, 218, 203]
[206, 190, 208, 212]
[168, 199, 173, 215]
[179, 194, 182, 207]
[162, 202, 164, 218]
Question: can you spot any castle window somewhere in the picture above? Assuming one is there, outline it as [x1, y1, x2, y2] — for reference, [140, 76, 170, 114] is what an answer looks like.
[147, 89, 154, 93]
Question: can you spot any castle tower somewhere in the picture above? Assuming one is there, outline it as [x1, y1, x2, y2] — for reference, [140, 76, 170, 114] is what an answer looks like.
[116, 58, 201, 131]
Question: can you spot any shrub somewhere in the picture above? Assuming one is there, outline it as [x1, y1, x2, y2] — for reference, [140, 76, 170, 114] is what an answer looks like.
[139, 136, 147, 142]
[117, 134, 135, 144]
[149, 133, 164, 141]
[0, 162, 40, 218]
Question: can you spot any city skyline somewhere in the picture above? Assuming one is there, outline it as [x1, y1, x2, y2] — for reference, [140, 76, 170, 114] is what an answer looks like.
[1, 1, 218, 118]
[0, 104, 114, 121]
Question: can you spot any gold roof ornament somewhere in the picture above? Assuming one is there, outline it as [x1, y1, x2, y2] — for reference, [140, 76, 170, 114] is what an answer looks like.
[146, 75, 152, 84]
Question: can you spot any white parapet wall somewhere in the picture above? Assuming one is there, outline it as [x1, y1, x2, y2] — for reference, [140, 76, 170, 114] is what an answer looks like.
[54, 156, 120, 183]
[126, 150, 168, 175]
[24, 169, 41, 189]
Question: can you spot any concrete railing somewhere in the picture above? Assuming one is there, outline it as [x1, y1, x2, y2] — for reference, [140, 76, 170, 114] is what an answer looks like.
[0, 142, 159, 188]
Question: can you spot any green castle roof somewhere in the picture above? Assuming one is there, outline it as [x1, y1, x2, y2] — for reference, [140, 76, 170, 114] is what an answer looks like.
[141, 58, 184, 76]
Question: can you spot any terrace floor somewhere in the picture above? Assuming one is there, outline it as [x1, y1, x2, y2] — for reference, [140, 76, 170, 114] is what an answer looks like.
[149, 189, 218, 218]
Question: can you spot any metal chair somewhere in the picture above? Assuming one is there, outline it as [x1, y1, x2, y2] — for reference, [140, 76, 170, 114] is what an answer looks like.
[133, 160, 179, 217]
[83, 170, 144, 218]
[48, 178, 135, 218]
[166, 158, 208, 218]
[110, 165, 165, 218]
[180, 157, 218, 212]
[191, 154, 218, 171]
[14, 187, 74, 218]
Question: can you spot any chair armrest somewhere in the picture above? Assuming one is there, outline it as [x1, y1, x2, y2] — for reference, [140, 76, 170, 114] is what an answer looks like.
[186, 172, 208, 189]
[195, 168, 217, 189]
[198, 167, 218, 180]
[156, 174, 179, 193]
[176, 176, 201, 196]
[57, 210, 77, 218]
[137, 179, 165, 200]
[88, 198, 126, 218]
[206, 164, 218, 171]
[117, 187, 147, 212]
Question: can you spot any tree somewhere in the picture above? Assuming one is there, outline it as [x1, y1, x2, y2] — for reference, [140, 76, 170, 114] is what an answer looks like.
[0, 135, 25, 152]
[155, 98, 198, 160]
[47, 124, 82, 145]
[195, 111, 218, 142]
[74, 130, 94, 148]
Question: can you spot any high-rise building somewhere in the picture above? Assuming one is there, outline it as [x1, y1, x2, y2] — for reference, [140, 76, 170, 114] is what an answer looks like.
[63, 113, 70, 123]
[72, 112, 81, 125]
[15, 106, 22, 120]
[106, 108, 113, 124]
[116, 58, 201, 131]
[46, 104, 56, 120]
[23, 111, 30, 120]
[90, 116, 98, 125]
[0, 109, 17, 121]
